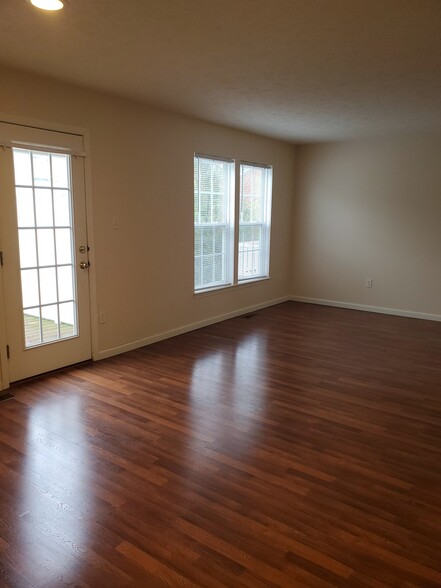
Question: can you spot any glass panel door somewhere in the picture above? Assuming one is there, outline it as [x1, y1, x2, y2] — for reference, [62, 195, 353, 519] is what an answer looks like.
[0, 121, 91, 384]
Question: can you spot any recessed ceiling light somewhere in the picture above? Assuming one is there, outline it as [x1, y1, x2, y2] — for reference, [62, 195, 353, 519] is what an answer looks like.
[30, 0, 65, 11]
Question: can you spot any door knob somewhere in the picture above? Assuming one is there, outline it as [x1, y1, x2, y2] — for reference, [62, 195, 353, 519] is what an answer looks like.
[79, 260, 90, 269]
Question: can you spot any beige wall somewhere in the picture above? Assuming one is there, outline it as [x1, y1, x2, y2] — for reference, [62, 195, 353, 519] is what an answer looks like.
[0, 66, 295, 361]
[2, 66, 439, 387]
[291, 137, 441, 317]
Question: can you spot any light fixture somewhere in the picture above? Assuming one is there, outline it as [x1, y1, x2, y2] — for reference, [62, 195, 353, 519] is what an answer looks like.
[30, 0, 65, 11]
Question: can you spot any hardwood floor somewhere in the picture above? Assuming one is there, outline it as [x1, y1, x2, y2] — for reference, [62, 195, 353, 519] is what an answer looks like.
[1, 301, 441, 587]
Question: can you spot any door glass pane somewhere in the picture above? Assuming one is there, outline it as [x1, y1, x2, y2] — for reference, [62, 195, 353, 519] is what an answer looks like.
[35, 188, 54, 226]
[57, 265, 74, 302]
[24, 308, 41, 347]
[59, 302, 75, 338]
[18, 230, 37, 268]
[55, 228, 73, 264]
[13, 150, 33, 186]
[16, 187, 35, 227]
[39, 267, 57, 305]
[21, 269, 39, 308]
[41, 304, 59, 342]
[32, 152, 51, 187]
[54, 190, 70, 226]
[13, 148, 78, 348]
[37, 229, 56, 266]
[51, 154, 69, 188]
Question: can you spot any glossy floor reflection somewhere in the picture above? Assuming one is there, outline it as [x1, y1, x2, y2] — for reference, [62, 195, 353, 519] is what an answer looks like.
[1, 301, 441, 587]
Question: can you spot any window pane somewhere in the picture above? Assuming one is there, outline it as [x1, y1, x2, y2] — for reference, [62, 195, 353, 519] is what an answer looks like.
[202, 256, 214, 286]
[214, 227, 223, 254]
[37, 229, 56, 266]
[24, 308, 41, 347]
[241, 165, 265, 223]
[194, 227, 201, 256]
[194, 257, 201, 290]
[16, 187, 35, 227]
[39, 267, 57, 305]
[239, 224, 263, 280]
[41, 304, 59, 342]
[35, 189, 54, 227]
[13, 149, 32, 186]
[214, 255, 224, 282]
[51, 154, 69, 188]
[32, 152, 51, 187]
[202, 227, 214, 255]
[53, 190, 71, 226]
[200, 161, 212, 191]
[251, 168, 263, 222]
[212, 193, 223, 222]
[18, 229, 37, 268]
[194, 159, 200, 222]
[21, 269, 39, 308]
[241, 168, 252, 223]
[200, 193, 211, 223]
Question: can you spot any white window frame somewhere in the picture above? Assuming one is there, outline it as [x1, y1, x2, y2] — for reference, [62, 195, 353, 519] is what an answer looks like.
[194, 155, 272, 294]
[238, 162, 272, 283]
[194, 155, 235, 292]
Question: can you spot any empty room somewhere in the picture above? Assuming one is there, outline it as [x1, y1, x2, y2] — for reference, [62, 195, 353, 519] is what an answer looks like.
[0, 1, 440, 586]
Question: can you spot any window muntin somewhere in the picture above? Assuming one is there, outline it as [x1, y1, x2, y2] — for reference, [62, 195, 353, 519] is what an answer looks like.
[238, 163, 272, 281]
[194, 156, 234, 291]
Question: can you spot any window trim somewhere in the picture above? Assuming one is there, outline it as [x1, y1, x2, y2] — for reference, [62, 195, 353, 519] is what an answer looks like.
[193, 155, 235, 292]
[238, 162, 273, 283]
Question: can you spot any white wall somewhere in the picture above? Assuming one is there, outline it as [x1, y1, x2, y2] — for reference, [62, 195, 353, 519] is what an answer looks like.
[0, 66, 295, 364]
[291, 136, 441, 318]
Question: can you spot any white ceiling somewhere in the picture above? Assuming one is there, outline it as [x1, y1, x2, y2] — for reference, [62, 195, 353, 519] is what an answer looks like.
[1, 0, 440, 143]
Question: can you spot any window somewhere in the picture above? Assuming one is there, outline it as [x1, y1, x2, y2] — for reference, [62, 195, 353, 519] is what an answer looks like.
[194, 156, 272, 292]
[238, 163, 272, 281]
[194, 156, 234, 291]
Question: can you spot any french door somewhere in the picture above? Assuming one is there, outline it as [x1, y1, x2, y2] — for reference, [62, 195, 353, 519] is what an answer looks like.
[0, 122, 91, 383]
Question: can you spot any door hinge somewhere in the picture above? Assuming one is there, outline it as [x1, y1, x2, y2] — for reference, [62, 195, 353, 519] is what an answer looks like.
[0, 251, 3, 267]
[6, 345, 10, 359]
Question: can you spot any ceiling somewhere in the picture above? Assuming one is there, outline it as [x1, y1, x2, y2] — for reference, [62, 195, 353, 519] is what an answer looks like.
[1, 0, 440, 143]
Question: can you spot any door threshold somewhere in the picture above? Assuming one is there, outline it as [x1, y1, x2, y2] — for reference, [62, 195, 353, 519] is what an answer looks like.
[10, 359, 93, 387]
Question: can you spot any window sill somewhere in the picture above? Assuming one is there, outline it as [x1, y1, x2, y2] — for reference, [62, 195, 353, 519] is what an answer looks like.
[194, 276, 271, 298]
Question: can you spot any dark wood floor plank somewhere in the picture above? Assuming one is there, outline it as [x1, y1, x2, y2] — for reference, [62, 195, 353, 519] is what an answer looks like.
[0, 301, 440, 586]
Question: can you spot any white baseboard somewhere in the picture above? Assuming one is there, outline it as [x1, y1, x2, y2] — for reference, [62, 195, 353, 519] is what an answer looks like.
[94, 296, 290, 361]
[290, 296, 441, 322]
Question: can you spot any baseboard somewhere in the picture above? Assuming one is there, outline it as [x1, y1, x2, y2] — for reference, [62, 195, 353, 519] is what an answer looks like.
[290, 296, 441, 322]
[94, 296, 290, 361]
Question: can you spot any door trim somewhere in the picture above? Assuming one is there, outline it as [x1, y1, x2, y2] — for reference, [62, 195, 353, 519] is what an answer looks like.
[0, 113, 98, 390]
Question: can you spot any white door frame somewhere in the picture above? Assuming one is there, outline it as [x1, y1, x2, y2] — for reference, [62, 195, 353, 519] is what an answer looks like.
[0, 113, 98, 390]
